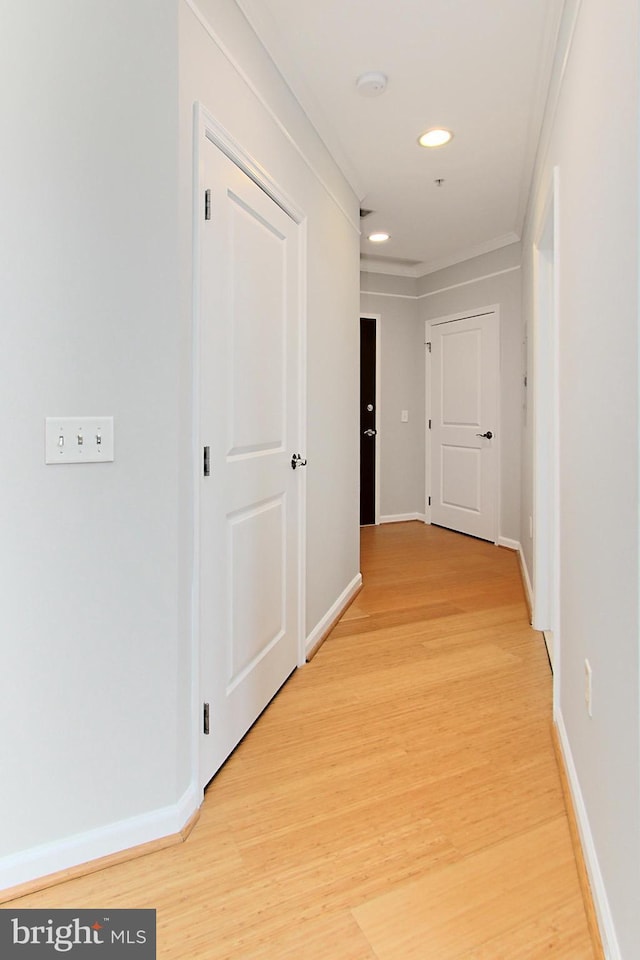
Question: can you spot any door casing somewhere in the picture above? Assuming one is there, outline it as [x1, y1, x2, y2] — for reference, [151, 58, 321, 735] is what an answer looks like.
[532, 167, 560, 688]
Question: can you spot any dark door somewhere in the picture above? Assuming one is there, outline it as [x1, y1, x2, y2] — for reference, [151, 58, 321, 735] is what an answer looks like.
[360, 317, 377, 525]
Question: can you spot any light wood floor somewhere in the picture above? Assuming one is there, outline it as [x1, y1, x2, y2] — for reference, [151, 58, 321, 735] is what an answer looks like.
[7, 522, 595, 959]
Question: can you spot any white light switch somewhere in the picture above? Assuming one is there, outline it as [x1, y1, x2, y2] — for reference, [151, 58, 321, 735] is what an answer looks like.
[401, 410, 409, 422]
[45, 417, 114, 464]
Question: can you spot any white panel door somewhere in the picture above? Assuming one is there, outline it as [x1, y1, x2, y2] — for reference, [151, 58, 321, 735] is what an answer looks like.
[198, 139, 301, 789]
[430, 312, 499, 541]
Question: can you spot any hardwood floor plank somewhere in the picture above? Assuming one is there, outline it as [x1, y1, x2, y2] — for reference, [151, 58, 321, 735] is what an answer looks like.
[5, 521, 596, 959]
[352, 818, 592, 960]
[461, 897, 596, 960]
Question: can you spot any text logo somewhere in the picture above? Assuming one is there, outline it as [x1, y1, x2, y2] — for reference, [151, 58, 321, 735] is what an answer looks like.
[0, 910, 156, 958]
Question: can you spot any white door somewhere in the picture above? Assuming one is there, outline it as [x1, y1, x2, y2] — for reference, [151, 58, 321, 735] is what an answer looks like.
[429, 312, 499, 542]
[198, 138, 302, 789]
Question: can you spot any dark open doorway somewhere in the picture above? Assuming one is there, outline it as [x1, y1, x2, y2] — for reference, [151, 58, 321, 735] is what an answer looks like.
[360, 317, 377, 525]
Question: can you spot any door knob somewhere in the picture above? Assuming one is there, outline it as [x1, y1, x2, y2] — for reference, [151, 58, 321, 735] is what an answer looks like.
[290, 453, 307, 469]
[475, 430, 493, 439]
[363, 429, 377, 437]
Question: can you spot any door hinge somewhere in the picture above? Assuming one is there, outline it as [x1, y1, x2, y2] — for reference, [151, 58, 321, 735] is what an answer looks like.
[203, 702, 210, 735]
[204, 189, 211, 220]
[428, 419, 432, 430]
[203, 445, 210, 477]
[426, 341, 432, 353]
[428, 496, 431, 506]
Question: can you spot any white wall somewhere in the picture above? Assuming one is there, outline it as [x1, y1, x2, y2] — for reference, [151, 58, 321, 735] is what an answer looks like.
[0, 0, 360, 891]
[0, 0, 182, 877]
[521, 1, 640, 956]
[360, 275, 425, 519]
[419, 244, 523, 544]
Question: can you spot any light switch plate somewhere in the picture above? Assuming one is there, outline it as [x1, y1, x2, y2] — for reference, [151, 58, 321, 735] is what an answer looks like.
[401, 410, 409, 422]
[45, 417, 114, 464]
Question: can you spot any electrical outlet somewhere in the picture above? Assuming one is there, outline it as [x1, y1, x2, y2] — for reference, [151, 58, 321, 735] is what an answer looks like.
[585, 659, 593, 717]
[401, 410, 409, 422]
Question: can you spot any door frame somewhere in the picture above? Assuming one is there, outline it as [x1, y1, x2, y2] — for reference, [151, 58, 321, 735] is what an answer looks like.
[532, 167, 560, 690]
[424, 305, 501, 542]
[360, 313, 382, 524]
[191, 103, 308, 795]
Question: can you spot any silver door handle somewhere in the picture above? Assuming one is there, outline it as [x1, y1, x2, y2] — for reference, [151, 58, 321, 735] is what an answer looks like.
[291, 453, 307, 469]
[363, 429, 377, 437]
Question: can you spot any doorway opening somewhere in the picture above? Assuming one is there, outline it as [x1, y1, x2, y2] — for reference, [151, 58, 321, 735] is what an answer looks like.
[360, 315, 381, 525]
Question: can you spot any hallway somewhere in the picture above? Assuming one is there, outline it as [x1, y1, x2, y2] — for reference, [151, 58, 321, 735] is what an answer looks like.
[8, 523, 595, 958]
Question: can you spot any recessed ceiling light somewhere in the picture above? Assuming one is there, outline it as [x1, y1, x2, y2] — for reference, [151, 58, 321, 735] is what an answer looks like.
[368, 232, 390, 243]
[418, 128, 453, 148]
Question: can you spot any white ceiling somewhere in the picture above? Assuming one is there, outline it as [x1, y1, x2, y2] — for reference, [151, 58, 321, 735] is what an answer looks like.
[235, 0, 564, 277]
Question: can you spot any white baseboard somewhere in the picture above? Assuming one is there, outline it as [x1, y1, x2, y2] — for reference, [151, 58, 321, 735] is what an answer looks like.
[518, 543, 534, 614]
[380, 512, 426, 524]
[0, 783, 199, 894]
[498, 540, 535, 619]
[497, 536, 520, 550]
[305, 573, 362, 659]
[555, 713, 621, 960]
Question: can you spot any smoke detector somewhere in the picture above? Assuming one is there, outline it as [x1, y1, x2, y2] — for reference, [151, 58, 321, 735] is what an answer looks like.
[356, 72, 388, 97]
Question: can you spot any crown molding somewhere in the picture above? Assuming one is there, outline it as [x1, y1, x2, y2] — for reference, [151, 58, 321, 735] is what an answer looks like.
[361, 232, 521, 280]
[521, 0, 584, 243]
[234, 0, 365, 200]
[418, 233, 521, 276]
[514, 0, 565, 237]
[361, 264, 521, 302]
[186, 0, 360, 235]
[360, 259, 422, 278]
